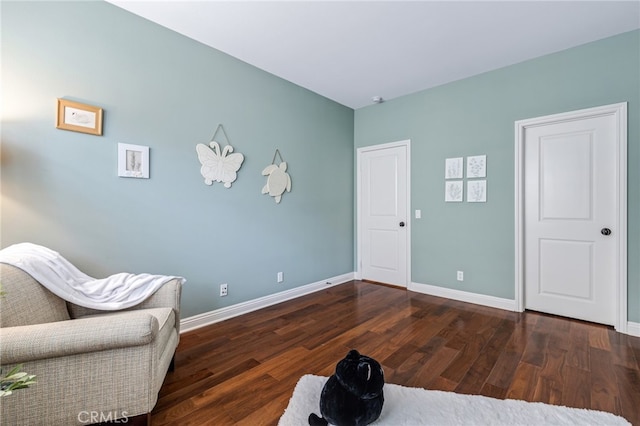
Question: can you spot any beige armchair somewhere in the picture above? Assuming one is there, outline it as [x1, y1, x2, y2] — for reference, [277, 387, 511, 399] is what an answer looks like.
[0, 263, 182, 425]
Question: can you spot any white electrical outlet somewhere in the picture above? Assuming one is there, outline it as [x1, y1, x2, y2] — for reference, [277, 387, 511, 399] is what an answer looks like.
[220, 283, 228, 297]
[457, 271, 464, 281]
[277, 272, 283, 283]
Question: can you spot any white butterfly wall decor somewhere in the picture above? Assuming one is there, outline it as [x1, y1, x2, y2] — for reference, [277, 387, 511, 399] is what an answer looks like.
[196, 141, 244, 188]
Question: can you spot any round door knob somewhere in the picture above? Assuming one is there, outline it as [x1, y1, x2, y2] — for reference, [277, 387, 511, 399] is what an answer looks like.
[399, 221, 405, 227]
[601, 228, 612, 236]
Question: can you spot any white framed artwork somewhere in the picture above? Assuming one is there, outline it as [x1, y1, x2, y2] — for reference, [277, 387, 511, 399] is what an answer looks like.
[445, 181, 463, 202]
[118, 143, 149, 179]
[467, 180, 487, 202]
[445, 157, 463, 179]
[467, 155, 486, 178]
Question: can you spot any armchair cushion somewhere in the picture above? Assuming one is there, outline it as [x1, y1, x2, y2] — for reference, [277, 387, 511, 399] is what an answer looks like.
[0, 264, 70, 327]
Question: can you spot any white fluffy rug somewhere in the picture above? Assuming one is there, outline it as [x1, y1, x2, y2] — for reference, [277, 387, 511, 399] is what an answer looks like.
[279, 375, 630, 426]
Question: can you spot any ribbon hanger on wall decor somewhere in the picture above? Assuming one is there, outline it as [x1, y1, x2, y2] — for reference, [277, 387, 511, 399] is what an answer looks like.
[210, 123, 230, 145]
[262, 149, 292, 204]
[195, 123, 245, 188]
[271, 149, 284, 165]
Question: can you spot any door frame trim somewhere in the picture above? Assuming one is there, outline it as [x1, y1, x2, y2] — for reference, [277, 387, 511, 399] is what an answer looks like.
[514, 102, 627, 332]
[356, 139, 411, 287]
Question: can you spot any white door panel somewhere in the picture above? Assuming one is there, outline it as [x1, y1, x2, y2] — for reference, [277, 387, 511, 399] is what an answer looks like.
[369, 230, 399, 271]
[538, 239, 593, 299]
[539, 131, 593, 220]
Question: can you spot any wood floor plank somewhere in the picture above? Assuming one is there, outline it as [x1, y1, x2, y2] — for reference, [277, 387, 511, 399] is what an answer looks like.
[485, 350, 521, 389]
[608, 328, 640, 369]
[533, 375, 563, 405]
[479, 382, 507, 399]
[631, 339, 640, 372]
[535, 345, 566, 404]
[521, 331, 549, 367]
[567, 322, 591, 371]
[614, 364, 640, 425]
[506, 362, 539, 400]
[589, 347, 619, 414]
[562, 365, 591, 409]
[155, 358, 261, 412]
[153, 281, 640, 425]
[589, 326, 612, 351]
[405, 345, 459, 388]
[454, 317, 515, 395]
[440, 317, 497, 384]
[388, 350, 430, 384]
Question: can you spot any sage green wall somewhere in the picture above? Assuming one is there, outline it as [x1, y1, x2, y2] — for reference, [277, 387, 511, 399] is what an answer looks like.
[354, 30, 640, 322]
[1, 1, 354, 318]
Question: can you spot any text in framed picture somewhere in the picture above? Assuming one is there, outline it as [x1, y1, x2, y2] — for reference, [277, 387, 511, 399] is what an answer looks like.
[56, 99, 103, 136]
[118, 143, 149, 179]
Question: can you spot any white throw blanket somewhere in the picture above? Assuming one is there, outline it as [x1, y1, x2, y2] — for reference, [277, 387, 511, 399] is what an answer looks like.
[0, 243, 185, 310]
[279, 375, 630, 426]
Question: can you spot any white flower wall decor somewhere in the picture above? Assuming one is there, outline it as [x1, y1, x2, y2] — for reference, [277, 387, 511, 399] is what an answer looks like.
[466, 155, 487, 178]
[445, 181, 463, 202]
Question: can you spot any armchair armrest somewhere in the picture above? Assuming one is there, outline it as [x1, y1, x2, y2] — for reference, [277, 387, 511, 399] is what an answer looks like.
[0, 310, 159, 364]
[130, 278, 182, 334]
[67, 278, 182, 333]
[134, 277, 182, 311]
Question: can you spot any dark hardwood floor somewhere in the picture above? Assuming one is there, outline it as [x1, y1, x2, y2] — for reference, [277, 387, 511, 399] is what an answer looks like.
[153, 281, 640, 425]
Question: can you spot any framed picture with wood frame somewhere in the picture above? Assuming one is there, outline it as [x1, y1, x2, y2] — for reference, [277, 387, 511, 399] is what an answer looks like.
[56, 98, 103, 136]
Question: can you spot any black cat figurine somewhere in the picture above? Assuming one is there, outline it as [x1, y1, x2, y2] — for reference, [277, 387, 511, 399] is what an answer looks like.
[309, 349, 384, 426]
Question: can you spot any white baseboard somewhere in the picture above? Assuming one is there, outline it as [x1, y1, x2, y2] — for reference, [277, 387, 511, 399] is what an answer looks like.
[409, 281, 518, 312]
[627, 321, 640, 337]
[180, 272, 355, 333]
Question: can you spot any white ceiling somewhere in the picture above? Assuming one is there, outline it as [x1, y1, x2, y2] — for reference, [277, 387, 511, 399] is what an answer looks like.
[107, 1, 640, 109]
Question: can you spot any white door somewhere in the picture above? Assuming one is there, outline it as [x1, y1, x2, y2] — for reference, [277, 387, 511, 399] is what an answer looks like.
[522, 108, 622, 325]
[358, 141, 410, 287]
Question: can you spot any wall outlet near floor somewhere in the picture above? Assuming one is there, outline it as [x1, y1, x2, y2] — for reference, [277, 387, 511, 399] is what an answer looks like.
[277, 272, 284, 283]
[220, 283, 228, 297]
[457, 271, 464, 281]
